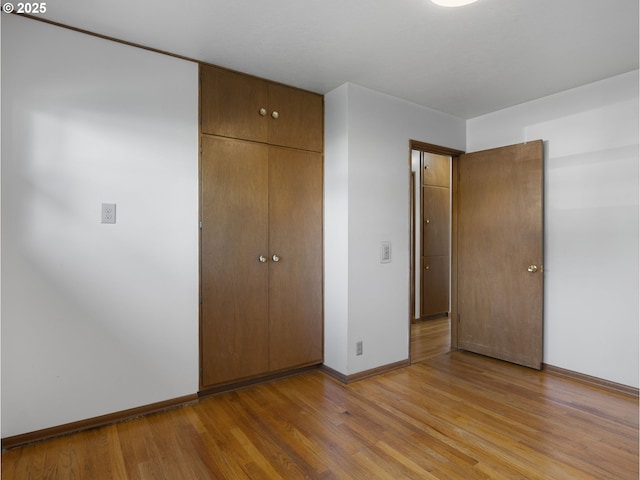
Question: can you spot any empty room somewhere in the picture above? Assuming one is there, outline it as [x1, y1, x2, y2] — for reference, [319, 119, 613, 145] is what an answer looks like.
[2, 0, 638, 478]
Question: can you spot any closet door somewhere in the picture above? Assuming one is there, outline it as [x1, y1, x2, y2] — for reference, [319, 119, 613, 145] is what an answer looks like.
[422, 255, 449, 316]
[422, 152, 450, 187]
[268, 83, 323, 152]
[200, 136, 270, 387]
[422, 185, 450, 256]
[200, 65, 322, 152]
[200, 65, 269, 143]
[268, 147, 323, 370]
[421, 154, 451, 317]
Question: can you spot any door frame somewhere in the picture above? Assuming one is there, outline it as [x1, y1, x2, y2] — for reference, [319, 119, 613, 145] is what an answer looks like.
[409, 140, 464, 358]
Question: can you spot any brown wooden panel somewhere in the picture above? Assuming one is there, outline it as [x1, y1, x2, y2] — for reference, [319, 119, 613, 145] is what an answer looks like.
[422, 185, 450, 256]
[457, 140, 544, 369]
[421, 255, 450, 316]
[200, 136, 269, 387]
[200, 65, 268, 143]
[268, 83, 323, 152]
[268, 147, 323, 370]
[422, 152, 450, 187]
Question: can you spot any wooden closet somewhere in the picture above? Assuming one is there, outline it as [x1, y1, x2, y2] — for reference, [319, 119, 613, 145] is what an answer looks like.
[421, 152, 450, 317]
[199, 65, 323, 389]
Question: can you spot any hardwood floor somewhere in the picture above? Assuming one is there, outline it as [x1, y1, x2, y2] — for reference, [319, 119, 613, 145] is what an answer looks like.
[411, 315, 450, 363]
[3, 351, 638, 479]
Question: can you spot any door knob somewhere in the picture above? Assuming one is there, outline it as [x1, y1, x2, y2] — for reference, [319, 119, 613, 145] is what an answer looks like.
[272, 254, 280, 262]
[527, 265, 538, 273]
[258, 255, 267, 263]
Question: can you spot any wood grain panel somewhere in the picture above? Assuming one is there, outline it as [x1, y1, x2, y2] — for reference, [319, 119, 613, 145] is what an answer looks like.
[421, 255, 450, 316]
[422, 152, 450, 187]
[422, 185, 450, 256]
[268, 147, 323, 371]
[200, 65, 269, 143]
[268, 83, 323, 152]
[457, 140, 544, 369]
[200, 136, 270, 387]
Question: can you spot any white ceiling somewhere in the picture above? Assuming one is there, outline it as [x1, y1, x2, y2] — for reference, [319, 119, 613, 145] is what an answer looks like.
[35, 0, 638, 119]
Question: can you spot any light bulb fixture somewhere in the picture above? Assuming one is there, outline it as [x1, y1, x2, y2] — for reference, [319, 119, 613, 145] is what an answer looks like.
[431, 0, 478, 6]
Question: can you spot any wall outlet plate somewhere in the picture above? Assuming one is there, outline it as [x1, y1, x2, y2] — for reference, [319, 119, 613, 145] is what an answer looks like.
[101, 203, 116, 224]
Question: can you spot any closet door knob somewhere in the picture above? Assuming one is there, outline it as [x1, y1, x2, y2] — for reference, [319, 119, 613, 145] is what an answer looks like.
[272, 254, 280, 262]
[259, 108, 267, 116]
[271, 111, 279, 119]
[258, 255, 267, 263]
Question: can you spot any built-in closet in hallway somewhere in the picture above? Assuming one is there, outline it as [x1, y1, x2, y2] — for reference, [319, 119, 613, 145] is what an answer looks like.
[411, 149, 451, 321]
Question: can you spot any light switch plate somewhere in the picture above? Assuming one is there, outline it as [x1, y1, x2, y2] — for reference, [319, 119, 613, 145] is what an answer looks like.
[380, 241, 391, 263]
[101, 203, 116, 224]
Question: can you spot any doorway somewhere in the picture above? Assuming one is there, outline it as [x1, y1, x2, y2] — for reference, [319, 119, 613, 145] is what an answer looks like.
[409, 140, 544, 369]
[409, 141, 462, 363]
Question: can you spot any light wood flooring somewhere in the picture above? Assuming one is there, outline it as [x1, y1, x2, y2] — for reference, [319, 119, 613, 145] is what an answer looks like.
[411, 315, 450, 363]
[3, 351, 637, 479]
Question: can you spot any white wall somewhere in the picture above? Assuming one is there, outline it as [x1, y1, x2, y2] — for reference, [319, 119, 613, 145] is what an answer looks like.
[3, 15, 636, 442]
[324, 84, 350, 373]
[467, 71, 639, 387]
[324, 84, 465, 375]
[1, 15, 199, 437]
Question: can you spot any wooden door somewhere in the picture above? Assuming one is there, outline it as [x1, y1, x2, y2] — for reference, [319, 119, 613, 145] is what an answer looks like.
[423, 185, 450, 256]
[457, 140, 544, 369]
[200, 65, 269, 143]
[268, 83, 323, 152]
[268, 147, 323, 371]
[422, 184, 450, 317]
[200, 136, 270, 387]
[422, 152, 450, 187]
[421, 152, 451, 318]
[422, 255, 449, 316]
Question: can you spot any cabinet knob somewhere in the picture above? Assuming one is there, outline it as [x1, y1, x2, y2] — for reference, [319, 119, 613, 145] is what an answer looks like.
[259, 255, 267, 263]
[527, 264, 538, 273]
[425, 265, 430, 270]
[272, 254, 280, 262]
[259, 108, 267, 116]
[271, 111, 279, 119]
[426, 219, 430, 224]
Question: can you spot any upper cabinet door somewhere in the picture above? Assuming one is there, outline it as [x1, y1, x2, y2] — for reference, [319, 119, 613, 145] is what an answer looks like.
[268, 83, 323, 152]
[200, 65, 269, 143]
[422, 152, 450, 187]
[200, 64, 323, 152]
